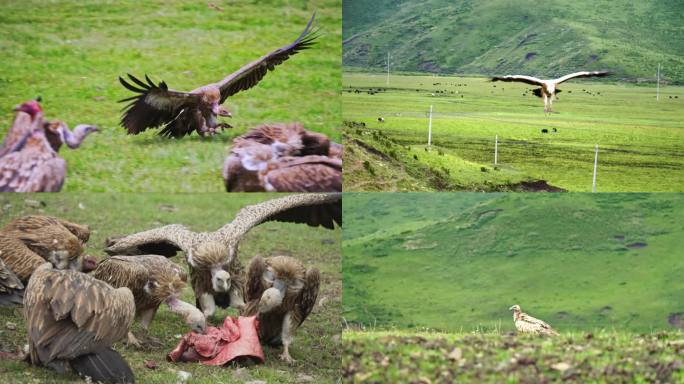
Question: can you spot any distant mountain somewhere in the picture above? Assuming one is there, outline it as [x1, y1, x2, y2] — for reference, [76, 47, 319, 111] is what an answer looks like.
[343, 0, 684, 83]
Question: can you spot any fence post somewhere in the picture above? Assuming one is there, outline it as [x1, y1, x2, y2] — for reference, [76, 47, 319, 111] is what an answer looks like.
[427, 105, 433, 147]
[494, 135, 498, 165]
[592, 144, 598, 192]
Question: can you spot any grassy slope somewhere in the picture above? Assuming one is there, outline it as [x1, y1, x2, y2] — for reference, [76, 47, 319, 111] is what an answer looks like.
[343, 0, 684, 83]
[343, 330, 684, 383]
[0, 0, 341, 192]
[0, 193, 341, 383]
[343, 193, 684, 333]
[342, 74, 684, 192]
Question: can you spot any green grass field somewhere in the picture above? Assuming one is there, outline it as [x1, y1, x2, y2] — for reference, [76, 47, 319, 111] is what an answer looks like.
[343, 193, 684, 333]
[343, 330, 684, 383]
[343, 73, 684, 192]
[0, 193, 341, 383]
[0, 0, 341, 192]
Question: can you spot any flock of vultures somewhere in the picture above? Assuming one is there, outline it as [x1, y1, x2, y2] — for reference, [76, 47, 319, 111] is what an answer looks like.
[0, 13, 342, 193]
[0, 193, 341, 383]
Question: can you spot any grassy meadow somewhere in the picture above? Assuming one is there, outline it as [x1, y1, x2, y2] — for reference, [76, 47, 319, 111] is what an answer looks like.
[0, 193, 341, 383]
[343, 193, 684, 332]
[0, 0, 341, 192]
[343, 73, 684, 192]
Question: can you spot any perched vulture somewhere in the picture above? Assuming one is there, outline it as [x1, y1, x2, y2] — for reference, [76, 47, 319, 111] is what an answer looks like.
[492, 71, 610, 113]
[0, 99, 42, 158]
[24, 263, 136, 383]
[509, 305, 559, 336]
[0, 103, 98, 192]
[104, 193, 341, 319]
[92, 255, 206, 347]
[118, 14, 318, 138]
[223, 123, 342, 192]
[244, 255, 319, 363]
[2, 215, 92, 271]
[0, 257, 24, 307]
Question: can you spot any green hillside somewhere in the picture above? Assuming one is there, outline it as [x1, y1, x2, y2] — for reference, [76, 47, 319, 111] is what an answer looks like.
[343, 0, 684, 83]
[343, 193, 684, 333]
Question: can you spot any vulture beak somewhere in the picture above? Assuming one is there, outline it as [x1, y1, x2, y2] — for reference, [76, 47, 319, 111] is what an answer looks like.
[217, 106, 232, 117]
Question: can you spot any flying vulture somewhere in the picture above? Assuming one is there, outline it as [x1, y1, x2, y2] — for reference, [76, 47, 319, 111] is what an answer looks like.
[104, 193, 341, 319]
[92, 255, 206, 347]
[223, 123, 342, 192]
[0, 101, 98, 192]
[0, 258, 24, 307]
[492, 71, 610, 113]
[244, 255, 319, 363]
[24, 263, 136, 383]
[509, 304, 559, 336]
[118, 14, 318, 138]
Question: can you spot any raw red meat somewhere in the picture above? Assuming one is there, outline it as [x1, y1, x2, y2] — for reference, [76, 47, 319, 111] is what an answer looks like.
[168, 315, 264, 366]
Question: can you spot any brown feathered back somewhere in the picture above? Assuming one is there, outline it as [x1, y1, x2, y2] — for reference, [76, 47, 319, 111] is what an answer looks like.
[0, 233, 46, 281]
[2, 215, 85, 262]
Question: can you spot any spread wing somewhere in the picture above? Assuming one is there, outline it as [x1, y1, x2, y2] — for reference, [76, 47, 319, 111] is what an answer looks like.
[24, 264, 135, 364]
[554, 71, 610, 84]
[0, 111, 33, 158]
[215, 13, 318, 103]
[0, 132, 65, 193]
[491, 75, 544, 86]
[264, 156, 342, 192]
[104, 224, 195, 257]
[0, 258, 23, 307]
[217, 193, 341, 244]
[118, 74, 202, 135]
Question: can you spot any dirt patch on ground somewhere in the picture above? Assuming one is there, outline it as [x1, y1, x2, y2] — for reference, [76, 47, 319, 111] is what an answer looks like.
[626, 242, 648, 249]
[510, 180, 566, 192]
[668, 313, 684, 329]
[477, 208, 503, 220]
[402, 238, 438, 250]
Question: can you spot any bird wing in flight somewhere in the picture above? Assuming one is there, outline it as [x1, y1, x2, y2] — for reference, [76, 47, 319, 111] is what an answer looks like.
[215, 13, 318, 103]
[104, 224, 195, 257]
[217, 192, 341, 244]
[119, 74, 202, 134]
[554, 71, 610, 84]
[491, 75, 544, 86]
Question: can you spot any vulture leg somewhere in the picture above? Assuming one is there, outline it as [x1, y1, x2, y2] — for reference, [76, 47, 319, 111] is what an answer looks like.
[199, 292, 217, 319]
[229, 286, 246, 312]
[280, 311, 296, 364]
[135, 308, 164, 349]
[126, 332, 142, 348]
[543, 94, 549, 114]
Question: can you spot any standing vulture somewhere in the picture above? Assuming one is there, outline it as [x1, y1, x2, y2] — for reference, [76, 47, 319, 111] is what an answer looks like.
[104, 193, 341, 319]
[118, 14, 318, 138]
[244, 255, 319, 363]
[0, 105, 98, 192]
[0, 258, 24, 307]
[24, 263, 136, 383]
[509, 304, 559, 336]
[492, 71, 610, 113]
[223, 123, 342, 192]
[92, 255, 206, 347]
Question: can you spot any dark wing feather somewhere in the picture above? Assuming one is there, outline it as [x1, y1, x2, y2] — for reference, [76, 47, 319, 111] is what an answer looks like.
[245, 255, 268, 303]
[0, 258, 24, 307]
[295, 268, 319, 326]
[217, 193, 341, 243]
[118, 74, 201, 135]
[215, 13, 318, 103]
[491, 75, 544, 86]
[103, 225, 191, 256]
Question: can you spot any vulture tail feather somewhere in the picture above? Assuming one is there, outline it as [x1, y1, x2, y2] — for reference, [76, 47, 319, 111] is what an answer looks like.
[128, 74, 151, 90]
[119, 77, 146, 93]
[70, 348, 135, 384]
[0, 291, 24, 307]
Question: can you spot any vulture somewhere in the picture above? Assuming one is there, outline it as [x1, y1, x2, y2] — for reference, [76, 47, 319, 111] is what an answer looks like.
[223, 123, 342, 192]
[509, 305, 559, 336]
[0, 100, 98, 192]
[118, 14, 318, 138]
[492, 71, 610, 113]
[0, 258, 24, 307]
[104, 193, 341, 319]
[244, 255, 319, 363]
[1, 215, 93, 272]
[24, 263, 136, 383]
[92, 255, 206, 347]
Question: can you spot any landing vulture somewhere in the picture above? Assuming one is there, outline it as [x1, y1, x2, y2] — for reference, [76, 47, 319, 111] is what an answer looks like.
[509, 304, 559, 336]
[119, 13, 318, 138]
[92, 255, 206, 347]
[104, 193, 341, 319]
[0, 258, 23, 307]
[24, 263, 136, 383]
[492, 71, 610, 113]
[244, 255, 319, 363]
[223, 123, 342, 192]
